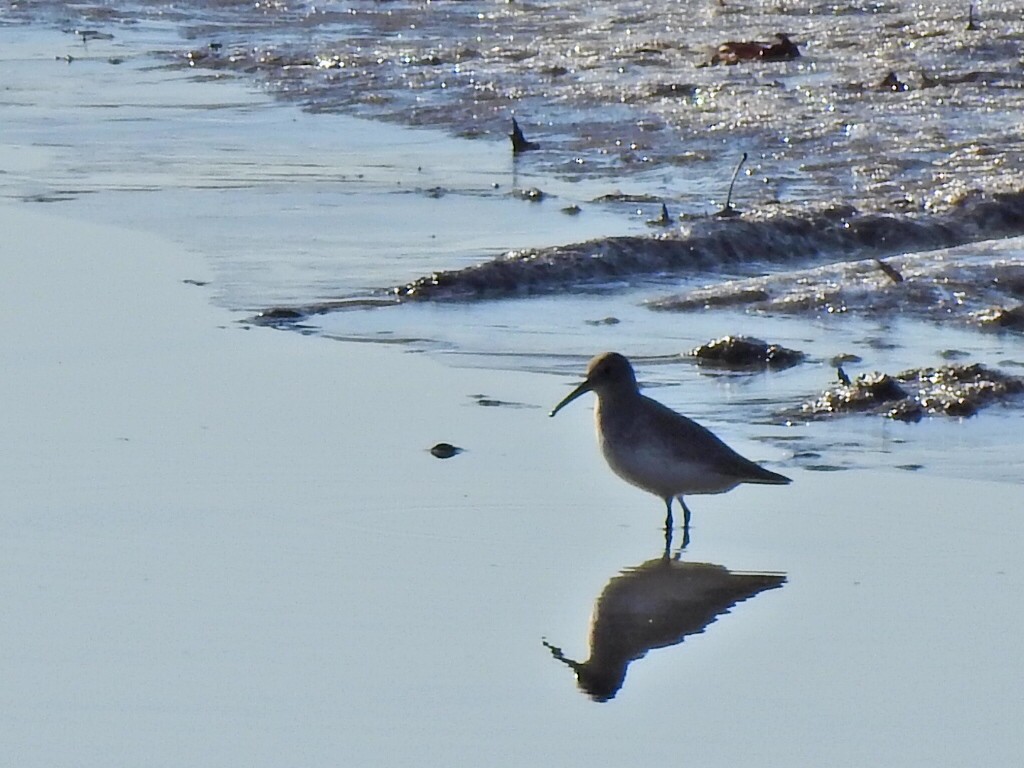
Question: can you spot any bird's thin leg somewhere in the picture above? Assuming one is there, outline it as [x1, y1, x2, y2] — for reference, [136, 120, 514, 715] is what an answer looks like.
[678, 495, 692, 531]
[676, 496, 692, 549]
[663, 497, 679, 556]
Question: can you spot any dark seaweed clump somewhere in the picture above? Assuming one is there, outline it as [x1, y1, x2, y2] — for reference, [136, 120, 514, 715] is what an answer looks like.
[691, 335, 805, 371]
[791, 364, 1024, 422]
[392, 191, 1024, 301]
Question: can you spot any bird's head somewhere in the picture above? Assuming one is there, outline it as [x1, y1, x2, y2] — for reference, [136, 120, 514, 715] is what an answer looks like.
[549, 352, 638, 417]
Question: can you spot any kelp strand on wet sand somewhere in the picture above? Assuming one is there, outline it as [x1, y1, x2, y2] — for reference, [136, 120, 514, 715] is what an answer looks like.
[392, 190, 1024, 301]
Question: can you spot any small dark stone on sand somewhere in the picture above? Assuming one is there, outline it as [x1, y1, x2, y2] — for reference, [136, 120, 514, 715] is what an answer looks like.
[585, 316, 621, 326]
[691, 335, 805, 371]
[430, 442, 463, 459]
[561, 205, 582, 216]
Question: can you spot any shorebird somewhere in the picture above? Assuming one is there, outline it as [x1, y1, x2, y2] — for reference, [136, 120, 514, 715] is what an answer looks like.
[550, 352, 790, 534]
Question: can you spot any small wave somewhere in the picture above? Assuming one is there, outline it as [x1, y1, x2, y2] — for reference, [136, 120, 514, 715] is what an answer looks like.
[392, 189, 1024, 300]
[649, 244, 1024, 328]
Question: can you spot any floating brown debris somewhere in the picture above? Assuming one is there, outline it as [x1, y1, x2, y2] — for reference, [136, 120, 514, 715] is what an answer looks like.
[703, 33, 800, 67]
[691, 335, 805, 371]
[791, 363, 1024, 422]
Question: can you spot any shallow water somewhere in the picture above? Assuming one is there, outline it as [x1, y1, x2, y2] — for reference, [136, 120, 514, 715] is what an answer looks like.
[18, 0, 1024, 212]
[2, 17, 1022, 483]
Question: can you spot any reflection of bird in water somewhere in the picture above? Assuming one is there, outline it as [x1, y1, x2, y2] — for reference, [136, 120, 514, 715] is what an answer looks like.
[550, 352, 791, 539]
[543, 554, 785, 701]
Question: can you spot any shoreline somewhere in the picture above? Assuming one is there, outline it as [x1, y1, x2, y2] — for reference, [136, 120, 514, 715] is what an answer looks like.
[4, 196, 1022, 768]
[2, 21, 1022, 767]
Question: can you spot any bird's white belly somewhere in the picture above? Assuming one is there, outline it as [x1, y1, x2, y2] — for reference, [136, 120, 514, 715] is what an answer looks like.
[598, 430, 738, 498]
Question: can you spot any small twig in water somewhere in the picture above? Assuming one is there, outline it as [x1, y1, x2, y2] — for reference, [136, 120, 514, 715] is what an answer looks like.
[716, 152, 748, 218]
[874, 258, 905, 283]
[646, 201, 672, 227]
[509, 117, 540, 154]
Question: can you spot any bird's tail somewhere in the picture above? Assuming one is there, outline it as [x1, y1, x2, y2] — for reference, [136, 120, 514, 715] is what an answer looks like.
[748, 466, 792, 485]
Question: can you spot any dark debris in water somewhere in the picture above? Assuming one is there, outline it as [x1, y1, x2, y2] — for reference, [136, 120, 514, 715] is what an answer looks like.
[975, 304, 1024, 331]
[251, 307, 306, 324]
[391, 191, 1024, 301]
[691, 335, 805, 371]
[470, 394, 536, 409]
[653, 250, 1024, 332]
[790, 363, 1024, 422]
[512, 187, 546, 202]
[509, 117, 540, 155]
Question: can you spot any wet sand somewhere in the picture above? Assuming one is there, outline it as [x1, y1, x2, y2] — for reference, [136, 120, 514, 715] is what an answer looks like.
[3, 200, 1023, 766]
[1, 23, 1022, 768]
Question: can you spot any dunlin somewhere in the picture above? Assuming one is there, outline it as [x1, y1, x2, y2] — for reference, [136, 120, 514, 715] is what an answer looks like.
[550, 352, 790, 532]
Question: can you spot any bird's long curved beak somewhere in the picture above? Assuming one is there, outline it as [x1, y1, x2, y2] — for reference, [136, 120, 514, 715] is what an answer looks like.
[549, 379, 593, 417]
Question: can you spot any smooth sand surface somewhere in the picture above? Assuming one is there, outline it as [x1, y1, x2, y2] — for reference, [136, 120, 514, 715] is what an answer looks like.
[3, 201, 1023, 767]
